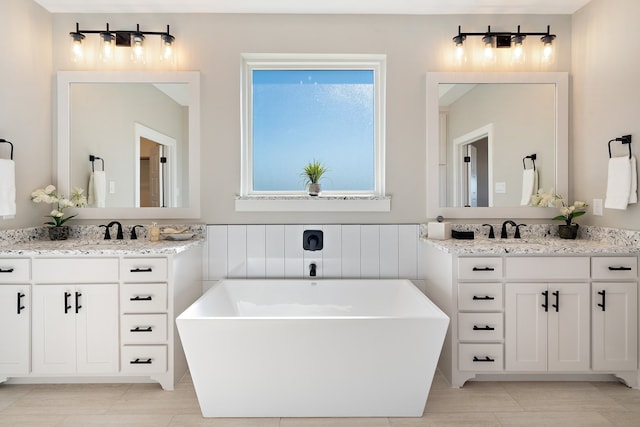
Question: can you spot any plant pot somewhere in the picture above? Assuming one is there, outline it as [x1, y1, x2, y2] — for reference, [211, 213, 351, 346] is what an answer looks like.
[558, 224, 578, 239]
[48, 226, 70, 241]
[308, 183, 321, 196]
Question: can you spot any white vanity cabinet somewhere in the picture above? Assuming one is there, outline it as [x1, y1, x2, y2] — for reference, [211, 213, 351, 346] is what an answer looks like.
[505, 257, 591, 372]
[0, 242, 202, 390]
[591, 257, 638, 372]
[0, 259, 31, 375]
[424, 247, 639, 388]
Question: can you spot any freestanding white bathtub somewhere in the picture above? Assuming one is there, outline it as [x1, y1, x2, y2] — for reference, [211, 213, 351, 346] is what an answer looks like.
[177, 279, 449, 418]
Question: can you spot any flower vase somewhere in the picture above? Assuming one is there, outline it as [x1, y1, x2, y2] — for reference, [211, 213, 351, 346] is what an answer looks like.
[48, 226, 70, 241]
[558, 224, 578, 239]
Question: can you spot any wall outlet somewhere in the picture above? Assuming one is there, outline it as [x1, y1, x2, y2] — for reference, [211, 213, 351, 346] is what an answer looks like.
[495, 182, 506, 194]
[593, 198, 603, 216]
[109, 181, 116, 194]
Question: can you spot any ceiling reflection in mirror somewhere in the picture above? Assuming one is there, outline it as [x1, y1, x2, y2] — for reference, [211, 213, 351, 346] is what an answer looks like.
[439, 83, 555, 208]
[70, 82, 189, 209]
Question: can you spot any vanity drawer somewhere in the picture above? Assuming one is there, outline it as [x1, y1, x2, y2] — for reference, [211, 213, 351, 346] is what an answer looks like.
[33, 258, 118, 283]
[592, 257, 637, 280]
[121, 258, 167, 282]
[458, 313, 503, 342]
[458, 283, 503, 311]
[121, 283, 167, 313]
[459, 343, 503, 371]
[505, 257, 590, 280]
[121, 314, 168, 344]
[121, 345, 167, 374]
[0, 258, 30, 282]
[458, 257, 502, 280]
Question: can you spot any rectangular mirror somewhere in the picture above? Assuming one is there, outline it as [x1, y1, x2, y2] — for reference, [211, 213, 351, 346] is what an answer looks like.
[56, 71, 201, 219]
[426, 72, 568, 219]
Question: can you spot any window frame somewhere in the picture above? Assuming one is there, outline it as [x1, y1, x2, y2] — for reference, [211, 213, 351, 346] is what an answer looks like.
[240, 53, 386, 198]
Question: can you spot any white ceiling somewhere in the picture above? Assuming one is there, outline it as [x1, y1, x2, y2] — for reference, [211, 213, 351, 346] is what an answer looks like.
[33, 0, 592, 15]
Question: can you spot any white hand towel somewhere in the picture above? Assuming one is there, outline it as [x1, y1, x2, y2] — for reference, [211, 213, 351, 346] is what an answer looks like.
[520, 168, 538, 206]
[629, 156, 637, 204]
[0, 159, 16, 218]
[88, 171, 106, 208]
[604, 156, 632, 210]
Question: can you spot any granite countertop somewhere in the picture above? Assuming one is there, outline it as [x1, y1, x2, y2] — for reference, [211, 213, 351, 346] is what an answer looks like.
[423, 237, 637, 255]
[0, 237, 205, 256]
[0, 224, 206, 256]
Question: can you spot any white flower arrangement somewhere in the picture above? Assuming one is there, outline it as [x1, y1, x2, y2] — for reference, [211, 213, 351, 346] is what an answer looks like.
[31, 185, 87, 227]
[530, 189, 587, 225]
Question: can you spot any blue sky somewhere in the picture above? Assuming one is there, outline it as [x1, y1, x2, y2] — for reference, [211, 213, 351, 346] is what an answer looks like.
[252, 69, 375, 192]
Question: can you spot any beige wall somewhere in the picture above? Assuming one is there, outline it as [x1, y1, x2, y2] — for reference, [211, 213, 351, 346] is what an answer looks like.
[572, 0, 640, 230]
[2, 5, 577, 228]
[0, 0, 51, 229]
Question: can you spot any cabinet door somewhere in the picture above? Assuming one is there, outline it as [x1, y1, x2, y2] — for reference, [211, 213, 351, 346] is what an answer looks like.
[32, 285, 76, 374]
[0, 285, 30, 374]
[592, 282, 638, 371]
[505, 283, 548, 371]
[547, 283, 590, 371]
[76, 284, 119, 374]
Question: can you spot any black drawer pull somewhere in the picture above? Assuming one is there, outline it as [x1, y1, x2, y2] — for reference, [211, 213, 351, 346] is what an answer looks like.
[0, 267, 15, 273]
[130, 296, 153, 301]
[75, 291, 82, 314]
[473, 356, 495, 362]
[472, 295, 495, 301]
[130, 267, 153, 273]
[472, 267, 495, 272]
[130, 358, 153, 364]
[17, 292, 25, 314]
[64, 292, 72, 314]
[608, 266, 632, 271]
[130, 326, 153, 333]
[473, 325, 495, 331]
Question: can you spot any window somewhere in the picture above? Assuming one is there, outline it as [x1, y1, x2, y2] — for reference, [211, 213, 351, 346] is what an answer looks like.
[241, 54, 386, 197]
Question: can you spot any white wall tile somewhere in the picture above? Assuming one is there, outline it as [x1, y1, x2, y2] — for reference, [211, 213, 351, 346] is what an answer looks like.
[379, 224, 399, 278]
[284, 224, 304, 278]
[322, 225, 342, 278]
[360, 225, 380, 278]
[399, 224, 418, 279]
[206, 225, 227, 279]
[341, 225, 361, 278]
[265, 225, 285, 278]
[246, 225, 266, 278]
[227, 225, 247, 278]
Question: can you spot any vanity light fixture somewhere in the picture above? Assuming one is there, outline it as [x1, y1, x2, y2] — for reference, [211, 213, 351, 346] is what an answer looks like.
[452, 25, 556, 65]
[69, 23, 176, 65]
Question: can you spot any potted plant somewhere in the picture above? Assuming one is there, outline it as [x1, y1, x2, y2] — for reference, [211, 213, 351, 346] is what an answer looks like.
[552, 199, 588, 239]
[31, 185, 87, 240]
[301, 160, 327, 196]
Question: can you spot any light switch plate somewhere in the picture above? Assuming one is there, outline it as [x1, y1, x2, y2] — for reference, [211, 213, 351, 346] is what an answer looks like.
[593, 198, 603, 216]
[495, 182, 506, 194]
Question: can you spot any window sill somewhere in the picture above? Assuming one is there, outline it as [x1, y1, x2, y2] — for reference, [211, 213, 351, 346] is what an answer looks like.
[235, 195, 391, 212]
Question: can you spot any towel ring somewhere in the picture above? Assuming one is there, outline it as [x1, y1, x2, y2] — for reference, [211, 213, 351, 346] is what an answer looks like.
[0, 139, 13, 160]
[608, 135, 632, 159]
[89, 154, 105, 172]
[523, 153, 536, 171]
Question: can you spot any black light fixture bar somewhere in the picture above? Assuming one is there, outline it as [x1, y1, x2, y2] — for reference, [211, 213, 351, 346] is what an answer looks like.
[453, 25, 556, 47]
[70, 22, 174, 47]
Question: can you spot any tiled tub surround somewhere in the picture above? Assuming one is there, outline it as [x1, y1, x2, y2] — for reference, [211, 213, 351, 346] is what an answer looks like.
[0, 225, 204, 390]
[205, 224, 424, 284]
[421, 223, 640, 390]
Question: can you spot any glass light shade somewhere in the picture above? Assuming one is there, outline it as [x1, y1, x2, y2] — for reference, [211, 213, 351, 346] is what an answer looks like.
[454, 42, 466, 65]
[482, 36, 496, 64]
[511, 36, 526, 65]
[160, 34, 176, 64]
[70, 33, 85, 63]
[131, 33, 146, 64]
[99, 32, 115, 63]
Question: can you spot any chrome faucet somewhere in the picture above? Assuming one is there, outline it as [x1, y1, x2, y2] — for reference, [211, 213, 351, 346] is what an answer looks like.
[500, 220, 517, 239]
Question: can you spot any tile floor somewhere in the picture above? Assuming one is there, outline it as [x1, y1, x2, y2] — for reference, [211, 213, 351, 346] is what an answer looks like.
[1, 372, 639, 426]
